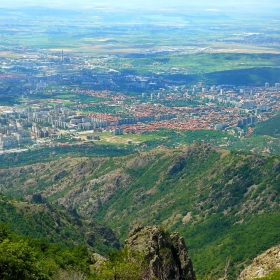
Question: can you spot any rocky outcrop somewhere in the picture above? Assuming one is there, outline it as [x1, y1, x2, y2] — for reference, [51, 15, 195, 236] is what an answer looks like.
[125, 225, 196, 280]
[239, 245, 280, 279]
[91, 253, 107, 267]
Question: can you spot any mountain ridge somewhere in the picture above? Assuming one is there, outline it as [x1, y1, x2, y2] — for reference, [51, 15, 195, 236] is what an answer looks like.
[1, 144, 280, 278]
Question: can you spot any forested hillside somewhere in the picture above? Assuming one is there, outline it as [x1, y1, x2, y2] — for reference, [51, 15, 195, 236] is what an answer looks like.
[1, 144, 280, 278]
[253, 113, 280, 138]
[0, 194, 119, 253]
[0, 222, 93, 280]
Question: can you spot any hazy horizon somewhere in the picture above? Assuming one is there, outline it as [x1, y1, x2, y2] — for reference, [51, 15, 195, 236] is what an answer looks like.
[1, 0, 280, 11]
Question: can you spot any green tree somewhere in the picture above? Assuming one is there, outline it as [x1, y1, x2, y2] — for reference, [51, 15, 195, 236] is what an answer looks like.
[94, 248, 148, 280]
[0, 223, 10, 242]
[0, 239, 49, 280]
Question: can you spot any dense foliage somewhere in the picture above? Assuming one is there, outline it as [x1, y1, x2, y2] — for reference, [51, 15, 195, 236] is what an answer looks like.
[0, 222, 151, 280]
[92, 248, 148, 280]
[0, 194, 119, 254]
[0, 223, 91, 280]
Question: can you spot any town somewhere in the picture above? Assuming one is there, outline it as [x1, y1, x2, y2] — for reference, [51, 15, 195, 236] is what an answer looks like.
[0, 49, 280, 150]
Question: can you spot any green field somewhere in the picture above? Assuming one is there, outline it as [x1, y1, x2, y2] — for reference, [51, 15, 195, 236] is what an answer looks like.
[112, 53, 280, 75]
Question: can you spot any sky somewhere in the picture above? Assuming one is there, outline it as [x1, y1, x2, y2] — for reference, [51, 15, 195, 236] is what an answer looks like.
[2, 0, 280, 10]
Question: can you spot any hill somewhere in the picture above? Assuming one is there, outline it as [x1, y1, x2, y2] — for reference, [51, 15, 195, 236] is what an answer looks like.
[0, 193, 119, 254]
[204, 67, 280, 86]
[1, 144, 280, 278]
[253, 113, 280, 138]
[160, 67, 280, 86]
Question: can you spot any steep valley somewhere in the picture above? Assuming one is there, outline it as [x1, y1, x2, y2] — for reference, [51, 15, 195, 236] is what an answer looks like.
[1, 144, 280, 278]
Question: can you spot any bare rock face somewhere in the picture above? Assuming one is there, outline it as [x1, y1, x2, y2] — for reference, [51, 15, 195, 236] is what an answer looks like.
[125, 226, 196, 280]
[239, 245, 280, 279]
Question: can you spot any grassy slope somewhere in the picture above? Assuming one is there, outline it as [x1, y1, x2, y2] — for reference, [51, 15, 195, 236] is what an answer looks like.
[0, 145, 280, 278]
